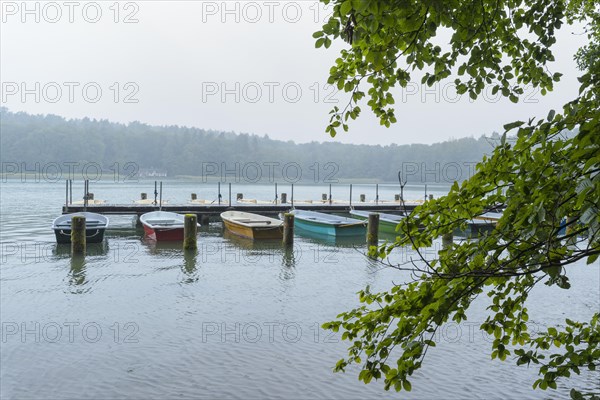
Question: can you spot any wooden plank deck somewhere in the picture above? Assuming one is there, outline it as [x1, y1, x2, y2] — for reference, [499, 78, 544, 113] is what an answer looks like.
[62, 203, 418, 216]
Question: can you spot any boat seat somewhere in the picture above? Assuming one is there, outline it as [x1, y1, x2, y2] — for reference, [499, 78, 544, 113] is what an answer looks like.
[56, 221, 103, 227]
[232, 218, 271, 224]
[146, 219, 178, 225]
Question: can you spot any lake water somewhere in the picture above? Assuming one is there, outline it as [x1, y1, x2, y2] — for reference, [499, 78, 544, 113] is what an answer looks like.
[1, 180, 598, 399]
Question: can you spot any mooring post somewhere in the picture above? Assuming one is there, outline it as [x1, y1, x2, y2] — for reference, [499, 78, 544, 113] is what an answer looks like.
[376, 184, 379, 205]
[360, 194, 366, 202]
[229, 183, 232, 206]
[367, 213, 379, 250]
[329, 184, 332, 205]
[83, 180, 89, 211]
[281, 193, 287, 204]
[71, 216, 86, 256]
[200, 214, 210, 226]
[349, 184, 353, 206]
[395, 194, 400, 202]
[429, 194, 434, 201]
[218, 182, 221, 205]
[442, 232, 454, 249]
[275, 182, 278, 204]
[236, 193, 243, 201]
[159, 181, 163, 210]
[424, 184, 428, 202]
[69, 179, 73, 204]
[88, 192, 94, 200]
[191, 193, 197, 201]
[65, 180, 68, 208]
[153, 181, 158, 205]
[283, 213, 294, 246]
[291, 184, 294, 207]
[183, 214, 198, 251]
[322, 193, 327, 202]
[141, 193, 147, 200]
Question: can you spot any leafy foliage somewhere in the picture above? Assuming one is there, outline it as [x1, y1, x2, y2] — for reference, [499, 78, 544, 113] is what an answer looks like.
[318, 0, 600, 397]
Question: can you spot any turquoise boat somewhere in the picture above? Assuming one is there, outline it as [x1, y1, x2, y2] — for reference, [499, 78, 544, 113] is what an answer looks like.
[349, 209, 405, 235]
[287, 210, 366, 237]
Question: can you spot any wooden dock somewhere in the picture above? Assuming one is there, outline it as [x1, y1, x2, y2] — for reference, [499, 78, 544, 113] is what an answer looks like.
[62, 203, 418, 216]
[61, 179, 424, 218]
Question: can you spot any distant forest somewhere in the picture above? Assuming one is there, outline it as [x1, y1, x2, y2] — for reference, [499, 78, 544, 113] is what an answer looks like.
[0, 107, 499, 183]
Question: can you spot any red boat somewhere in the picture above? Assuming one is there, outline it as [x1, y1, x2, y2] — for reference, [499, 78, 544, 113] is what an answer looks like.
[140, 211, 196, 241]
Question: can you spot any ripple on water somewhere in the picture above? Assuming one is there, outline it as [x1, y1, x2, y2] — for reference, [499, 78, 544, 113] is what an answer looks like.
[1, 182, 598, 399]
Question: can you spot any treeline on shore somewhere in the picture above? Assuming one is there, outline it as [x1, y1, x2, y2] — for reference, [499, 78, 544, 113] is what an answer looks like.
[0, 108, 499, 183]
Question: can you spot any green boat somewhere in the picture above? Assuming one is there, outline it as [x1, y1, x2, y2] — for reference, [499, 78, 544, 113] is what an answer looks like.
[349, 209, 405, 235]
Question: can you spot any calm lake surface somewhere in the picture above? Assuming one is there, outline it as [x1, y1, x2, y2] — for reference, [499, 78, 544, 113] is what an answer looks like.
[1, 180, 598, 399]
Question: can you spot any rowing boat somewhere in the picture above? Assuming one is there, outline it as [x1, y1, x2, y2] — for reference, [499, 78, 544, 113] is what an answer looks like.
[221, 211, 283, 240]
[52, 212, 109, 244]
[287, 209, 365, 237]
[349, 209, 405, 235]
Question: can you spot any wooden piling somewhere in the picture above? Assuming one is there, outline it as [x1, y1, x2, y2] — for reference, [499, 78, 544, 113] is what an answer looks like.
[322, 193, 327, 201]
[367, 213, 379, 249]
[237, 193, 243, 201]
[281, 193, 287, 204]
[429, 194, 434, 201]
[141, 193, 147, 200]
[360, 194, 366, 202]
[191, 193, 197, 201]
[395, 194, 400, 201]
[283, 213, 294, 246]
[200, 214, 210, 226]
[71, 216, 86, 256]
[349, 184, 353, 206]
[442, 232, 453, 249]
[88, 193, 94, 200]
[183, 214, 198, 251]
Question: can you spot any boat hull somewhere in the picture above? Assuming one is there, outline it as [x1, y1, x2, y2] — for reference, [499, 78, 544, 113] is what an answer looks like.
[54, 227, 106, 244]
[52, 212, 109, 244]
[140, 211, 191, 241]
[350, 214, 400, 235]
[142, 224, 185, 241]
[222, 219, 282, 240]
[294, 218, 365, 237]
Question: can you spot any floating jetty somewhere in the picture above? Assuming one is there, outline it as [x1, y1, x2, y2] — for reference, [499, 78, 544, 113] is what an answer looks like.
[63, 202, 418, 217]
[62, 180, 422, 218]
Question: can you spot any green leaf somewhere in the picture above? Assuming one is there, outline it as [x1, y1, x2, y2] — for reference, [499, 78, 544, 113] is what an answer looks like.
[340, 0, 352, 15]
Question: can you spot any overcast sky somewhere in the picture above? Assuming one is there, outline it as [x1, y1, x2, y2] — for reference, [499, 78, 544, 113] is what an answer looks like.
[0, 1, 588, 145]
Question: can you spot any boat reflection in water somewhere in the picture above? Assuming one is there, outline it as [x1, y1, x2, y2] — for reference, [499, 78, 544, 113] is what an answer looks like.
[53, 241, 109, 259]
[222, 230, 298, 280]
[292, 225, 367, 248]
[140, 237, 199, 283]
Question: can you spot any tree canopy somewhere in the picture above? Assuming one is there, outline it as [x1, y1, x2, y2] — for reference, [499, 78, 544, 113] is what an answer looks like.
[316, 0, 599, 398]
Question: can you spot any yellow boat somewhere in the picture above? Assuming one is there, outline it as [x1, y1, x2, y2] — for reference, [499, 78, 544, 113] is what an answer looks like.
[220, 211, 283, 240]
